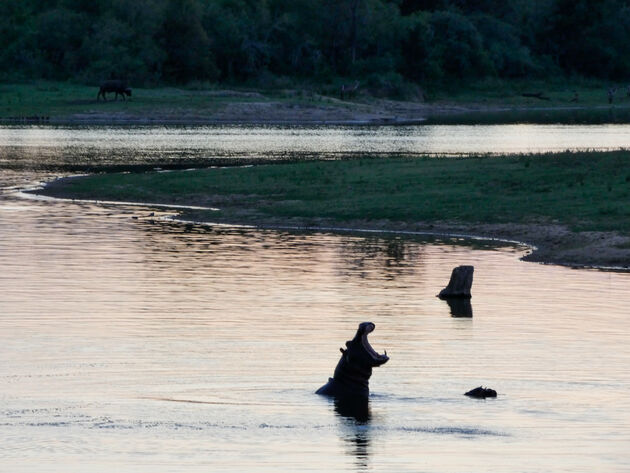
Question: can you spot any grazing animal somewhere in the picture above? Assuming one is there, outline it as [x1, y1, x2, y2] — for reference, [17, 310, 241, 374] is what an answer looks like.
[340, 81, 360, 100]
[97, 80, 132, 101]
[316, 322, 389, 399]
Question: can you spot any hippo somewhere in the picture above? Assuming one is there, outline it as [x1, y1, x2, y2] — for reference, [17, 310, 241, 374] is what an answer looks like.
[97, 80, 132, 101]
[465, 386, 497, 399]
[316, 322, 389, 399]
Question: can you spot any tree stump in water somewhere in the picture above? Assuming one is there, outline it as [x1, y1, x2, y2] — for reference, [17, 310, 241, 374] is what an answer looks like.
[438, 265, 474, 299]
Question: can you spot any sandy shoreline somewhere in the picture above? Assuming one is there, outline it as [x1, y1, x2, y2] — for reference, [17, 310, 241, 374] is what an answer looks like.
[58, 100, 458, 125]
[32, 179, 630, 272]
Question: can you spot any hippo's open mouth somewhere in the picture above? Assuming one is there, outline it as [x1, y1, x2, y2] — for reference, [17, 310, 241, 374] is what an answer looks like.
[360, 322, 389, 364]
[316, 321, 389, 398]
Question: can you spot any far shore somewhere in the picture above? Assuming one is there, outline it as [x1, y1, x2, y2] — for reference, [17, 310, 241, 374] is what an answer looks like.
[4, 81, 630, 126]
[5, 100, 630, 127]
[34, 152, 630, 272]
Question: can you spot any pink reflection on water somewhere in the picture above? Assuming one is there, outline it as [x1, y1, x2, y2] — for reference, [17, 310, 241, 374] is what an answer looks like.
[1, 180, 629, 472]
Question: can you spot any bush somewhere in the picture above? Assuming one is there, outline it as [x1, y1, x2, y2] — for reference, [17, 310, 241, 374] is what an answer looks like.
[365, 71, 422, 100]
[426, 11, 493, 80]
[472, 14, 539, 78]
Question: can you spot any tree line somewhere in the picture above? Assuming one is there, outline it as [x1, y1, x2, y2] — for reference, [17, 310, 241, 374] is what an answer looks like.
[1, 0, 630, 94]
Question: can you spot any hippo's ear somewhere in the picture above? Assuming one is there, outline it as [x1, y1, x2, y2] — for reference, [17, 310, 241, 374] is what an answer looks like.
[339, 347, 346, 354]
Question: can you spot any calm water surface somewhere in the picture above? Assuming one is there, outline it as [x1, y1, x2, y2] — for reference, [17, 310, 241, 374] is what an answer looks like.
[4, 123, 630, 168]
[1, 125, 629, 472]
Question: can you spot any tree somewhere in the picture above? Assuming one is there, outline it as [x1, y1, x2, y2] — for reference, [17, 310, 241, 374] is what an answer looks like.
[425, 10, 492, 80]
[541, 0, 630, 79]
[158, 0, 218, 83]
[35, 7, 87, 78]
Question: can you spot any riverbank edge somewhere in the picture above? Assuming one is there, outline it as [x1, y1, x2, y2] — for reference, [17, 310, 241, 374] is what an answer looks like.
[61, 103, 630, 126]
[174, 213, 630, 272]
[4, 80, 630, 126]
[7, 102, 630, 126]
[32, 178, 630, 272]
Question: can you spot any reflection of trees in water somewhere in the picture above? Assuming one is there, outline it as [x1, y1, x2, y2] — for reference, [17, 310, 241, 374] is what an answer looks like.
[337, 236, 423, 281]
[334, 397, 371, 472]
[140, 224, 427, 288]
[142, 227, 425, 284]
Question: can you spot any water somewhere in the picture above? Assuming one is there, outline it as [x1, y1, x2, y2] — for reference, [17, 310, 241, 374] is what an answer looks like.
[1, 125, 630, 472]
[3, 123, 630, 170]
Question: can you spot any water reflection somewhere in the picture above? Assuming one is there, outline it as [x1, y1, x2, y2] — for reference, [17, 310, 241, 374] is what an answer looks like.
[336, 236, 422, 281]
[334, 397, 371, 471]
[3, 138, 630, 472]
[445, 298, 474, 318]
[334, 397, 371, 423]
[2, 186, 630, 472]
[6, 124, 630, 172]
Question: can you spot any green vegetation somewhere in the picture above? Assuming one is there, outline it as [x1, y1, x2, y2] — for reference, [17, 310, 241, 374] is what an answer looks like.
[2, 1, 630, 96]
[45, 151, 630, 234]
[427, 77, 624, 106]
[0, 79, 630, 123]
[0, 82, 273, 118]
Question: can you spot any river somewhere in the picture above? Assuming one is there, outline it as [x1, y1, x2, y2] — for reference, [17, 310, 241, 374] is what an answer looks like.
[1, 125, 629, 472]
[3, 123, 630, 168]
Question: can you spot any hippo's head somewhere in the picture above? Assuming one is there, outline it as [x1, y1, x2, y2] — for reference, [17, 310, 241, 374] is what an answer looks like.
[342, 322, 389, 368]
[316, 322, 388, 399]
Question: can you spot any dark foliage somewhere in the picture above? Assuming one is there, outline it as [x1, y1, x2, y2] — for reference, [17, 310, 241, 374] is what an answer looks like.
[0, 0, 628, 87]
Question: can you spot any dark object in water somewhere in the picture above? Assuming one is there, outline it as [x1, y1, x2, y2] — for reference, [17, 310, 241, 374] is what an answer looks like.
[97, 80, 132, 101]
[316, 322, 389, 399]
[334, 396, 370, 423]
[438, 265, 474, 299]
[446, 298, 473, 318]
[465, 386, 497, 399]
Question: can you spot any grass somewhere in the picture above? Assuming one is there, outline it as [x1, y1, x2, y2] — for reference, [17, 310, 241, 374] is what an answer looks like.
[0, 81, 283, 119]
[44, 151, 630, 235]
[2, 79, 630, 122]
[0, 80, 363, 120]
[427, 77, 624, 107]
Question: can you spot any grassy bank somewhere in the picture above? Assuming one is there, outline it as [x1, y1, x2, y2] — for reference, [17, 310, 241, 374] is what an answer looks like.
[0, 82, 262, 120]
[2, 80, 630, 124]
[0, 80, 401, 124]
[40, 151, 630, 268]
[428, 77, 624, 106]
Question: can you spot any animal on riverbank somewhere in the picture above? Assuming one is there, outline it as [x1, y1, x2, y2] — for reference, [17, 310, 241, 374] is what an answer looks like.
[340, 81, 360, 100]
[316, 322, 389, 399]
[97, 80, 132, 101]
